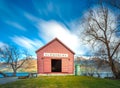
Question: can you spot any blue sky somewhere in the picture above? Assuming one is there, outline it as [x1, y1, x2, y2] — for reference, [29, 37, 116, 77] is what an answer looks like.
[0, 0, 103, 56]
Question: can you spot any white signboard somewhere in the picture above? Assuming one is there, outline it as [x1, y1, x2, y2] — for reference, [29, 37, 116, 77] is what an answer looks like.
[44, 53, 68, 57]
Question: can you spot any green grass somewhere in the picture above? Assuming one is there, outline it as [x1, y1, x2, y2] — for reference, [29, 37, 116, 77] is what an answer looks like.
[0, 76, 120, 88]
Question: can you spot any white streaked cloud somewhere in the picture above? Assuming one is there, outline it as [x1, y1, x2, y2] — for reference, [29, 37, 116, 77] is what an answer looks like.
[5, 21, 26, 31]
[23, 12, 40, 23]
[37, 20, 89, 55]
[11, 36, 43, 52]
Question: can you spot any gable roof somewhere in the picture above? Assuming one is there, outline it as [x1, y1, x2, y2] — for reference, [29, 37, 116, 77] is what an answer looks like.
[35, 38, 75, 54]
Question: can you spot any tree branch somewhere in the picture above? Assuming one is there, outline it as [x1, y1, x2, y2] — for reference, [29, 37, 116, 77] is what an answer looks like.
[92, 18, 105, 32]
[111, 42, 120, 58]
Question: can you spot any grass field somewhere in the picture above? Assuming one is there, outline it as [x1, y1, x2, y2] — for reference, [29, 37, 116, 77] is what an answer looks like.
[0, 76, 120, 88]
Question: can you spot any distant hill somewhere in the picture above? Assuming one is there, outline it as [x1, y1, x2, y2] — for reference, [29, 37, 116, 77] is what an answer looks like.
[19, 59, 37, 72]
[0, 59, 37, 72]
[74, 56, 111, 72]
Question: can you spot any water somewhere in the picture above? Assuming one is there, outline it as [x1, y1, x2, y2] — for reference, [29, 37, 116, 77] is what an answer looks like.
[93, 72, 114, 78]
[0, 72, 29, 78]
[80, 72, 114, 78]
[0, 72, 113, 78]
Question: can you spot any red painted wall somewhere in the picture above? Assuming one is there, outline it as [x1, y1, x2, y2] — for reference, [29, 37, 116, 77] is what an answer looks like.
[36, 38, 74, 74]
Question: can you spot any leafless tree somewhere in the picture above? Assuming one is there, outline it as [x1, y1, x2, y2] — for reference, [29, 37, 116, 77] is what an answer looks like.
[0, 45, 31, 76]
[82, 5, 120, 78]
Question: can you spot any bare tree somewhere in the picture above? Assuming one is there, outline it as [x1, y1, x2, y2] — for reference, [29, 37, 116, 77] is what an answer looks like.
[82, 5, 120, 78]
[0, 45, 31, 76]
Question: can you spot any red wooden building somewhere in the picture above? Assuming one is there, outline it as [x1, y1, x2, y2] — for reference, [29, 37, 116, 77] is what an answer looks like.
[36, 38, 75, 75]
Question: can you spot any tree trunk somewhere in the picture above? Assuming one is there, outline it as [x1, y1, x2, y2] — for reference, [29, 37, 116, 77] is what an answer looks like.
[116, 72, 120, 79]
[109, 61, 120, 79]
[105, 43, 120, 79]
[13, 69, 17, 77]
[113, 70, 120, 79]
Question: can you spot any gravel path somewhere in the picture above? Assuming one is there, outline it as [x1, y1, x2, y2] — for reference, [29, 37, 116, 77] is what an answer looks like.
[0, 77, 18, 84]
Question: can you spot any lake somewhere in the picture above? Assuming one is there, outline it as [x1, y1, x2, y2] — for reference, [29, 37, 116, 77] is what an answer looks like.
[0, 72, 113, 78]
[0, 72, 29, 78]
[80, 72, 114, 78]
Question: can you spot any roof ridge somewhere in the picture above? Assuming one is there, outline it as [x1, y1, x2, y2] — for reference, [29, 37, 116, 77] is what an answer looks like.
[35, 37, 75, 54]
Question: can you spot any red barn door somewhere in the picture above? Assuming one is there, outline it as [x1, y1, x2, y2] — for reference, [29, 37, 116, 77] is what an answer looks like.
[43, 58, 51, 73]
[62, 59, 68, 72]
